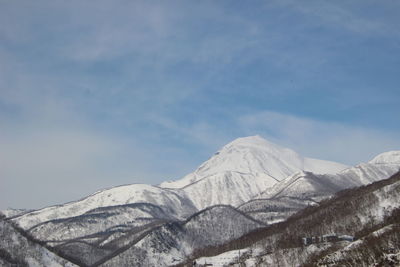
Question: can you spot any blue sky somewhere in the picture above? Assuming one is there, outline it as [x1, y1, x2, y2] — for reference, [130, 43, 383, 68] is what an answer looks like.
[1, 0, 400, 209]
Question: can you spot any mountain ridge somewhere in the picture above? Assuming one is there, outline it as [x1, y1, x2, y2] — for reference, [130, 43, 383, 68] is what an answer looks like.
[13, 183, 197, 229]
[261, 151, 400, 200]
[160, 135, 348, 209]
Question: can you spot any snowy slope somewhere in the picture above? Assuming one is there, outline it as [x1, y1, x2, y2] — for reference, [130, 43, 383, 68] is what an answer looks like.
[180, 171, 275, 209]
[1, 208, 32, 218]
[196, 248, 250, 267]
[370, 150, 400, 164]
[317, 224, 400, 266]
[0, 215, 76, 267]
[100, 205, 264, 267]
[28, 203, 177, 242]
[235, 151, 400, 225]
[14, 184, 196, 229]
[262, 151, 400, 200]
[261, 171, 352, 200]
[237, 196, 315, 224]
[160, 136, 347, 209]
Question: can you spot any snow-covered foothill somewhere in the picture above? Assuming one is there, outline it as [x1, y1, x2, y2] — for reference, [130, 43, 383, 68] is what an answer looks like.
[196, 248, 250, 266]
[261, 151, 400, 200]
[0, 208, 32, 218]
[0, 218, 76, 267]
[14, 184, 196, 229]
[101, 205, 264, 266]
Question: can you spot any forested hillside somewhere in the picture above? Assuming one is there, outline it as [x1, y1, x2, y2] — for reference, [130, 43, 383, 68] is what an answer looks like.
[185, 171, 400, 266]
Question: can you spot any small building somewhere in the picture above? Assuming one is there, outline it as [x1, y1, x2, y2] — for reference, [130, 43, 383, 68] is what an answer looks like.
[322, 234, 338, 242]
[338, 235, 354, 242]
[302, 233, 354, 246]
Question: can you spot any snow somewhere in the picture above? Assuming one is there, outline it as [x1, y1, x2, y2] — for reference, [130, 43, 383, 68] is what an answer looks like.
[322, 224, 399, 264]
[261, 156, 400, 200]
[370, 150, 400, 164]
[372, 182, 400, 221]
[4, 135, 400, 266]
[160, 136, 347, 209]
[339, 161, 400, 185]
[0, 219, 77, 267]
[196, 248, 249, 266]
[180, 171, 274, 209]
[100, 205, 263, 266]
[196, 169, 400, 267]
[14, 184, 196, 229]
[26, 249, 73, 267]
[1, 208, 32, 218]
[3, 135, 400, 267]
[161, 136, 347, 189]
[14, 135, 350, 227]
[28, 204, 175, 242]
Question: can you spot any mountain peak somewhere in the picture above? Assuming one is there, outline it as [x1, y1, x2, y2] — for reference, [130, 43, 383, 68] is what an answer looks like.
[228, 135, 265, 144]
[223, 135, 280, 149]
[219, 135, 294, 160]
[369, 151, 400, 164]
[160, 136, 347, 195]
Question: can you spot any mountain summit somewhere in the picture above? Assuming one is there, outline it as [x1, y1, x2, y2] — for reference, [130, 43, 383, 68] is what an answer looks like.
[161, 135, 347, 188]
[369, 150, 400, 164]
[160, 135, 347, 209]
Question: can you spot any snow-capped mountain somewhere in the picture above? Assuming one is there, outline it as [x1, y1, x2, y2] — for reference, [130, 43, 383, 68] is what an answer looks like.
[5, 135, 400, 266]
[161, 135, 348, 209]
[14, 184, 196, 229]
[11, 135, 349, 229]
[235, 150, 400, 224]
[262, 150, 400, 200]
[161, 135, 347, 188]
